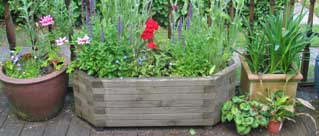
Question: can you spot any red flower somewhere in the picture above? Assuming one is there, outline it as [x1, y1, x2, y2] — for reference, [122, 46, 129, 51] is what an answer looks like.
[147, 42, 157, 49]
[141, 28, 154, 41]
[145, 18, 159, 31]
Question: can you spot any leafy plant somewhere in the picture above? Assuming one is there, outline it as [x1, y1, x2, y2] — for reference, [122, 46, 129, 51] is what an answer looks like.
[168, 0, 244, 76]
[264, 91, 295, 122]
[264, 90, 317, 130]
[221, 95, 269, 135]
[3, 0, 76, 79]
[242, 12, 311, 75]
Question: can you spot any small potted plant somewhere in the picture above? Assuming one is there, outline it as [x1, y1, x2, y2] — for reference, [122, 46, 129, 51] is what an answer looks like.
[239, 12, 310, 99]
[221, 95, 269, 135]
[264, 90, 317, 134]
[0, 0, 76, 121]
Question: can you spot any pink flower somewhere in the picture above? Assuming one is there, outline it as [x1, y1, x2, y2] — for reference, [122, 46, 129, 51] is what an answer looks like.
[77, 35, 90, 45]
[55, 37, 68, 46]
[39, 15, 54, 26]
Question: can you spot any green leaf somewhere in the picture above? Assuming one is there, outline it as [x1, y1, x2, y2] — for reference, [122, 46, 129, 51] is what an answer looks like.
[239, 102, 251, 111]
[189, 128, 196, 136]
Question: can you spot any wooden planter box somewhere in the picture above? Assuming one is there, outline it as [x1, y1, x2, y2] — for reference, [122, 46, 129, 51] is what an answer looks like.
[73, 62, 237, 127]
[240, 57, 303, 100]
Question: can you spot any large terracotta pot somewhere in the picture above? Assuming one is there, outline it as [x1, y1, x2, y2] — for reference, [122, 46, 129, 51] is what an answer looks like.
[267, 120, 283, 134]
[240, 56, 303, 100]
[0, 56, 68, 121]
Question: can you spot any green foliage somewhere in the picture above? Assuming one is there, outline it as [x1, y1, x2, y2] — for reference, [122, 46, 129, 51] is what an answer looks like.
[168, 0, 244, 76]
[221, 95, 269, 135]
[264, 91, 295, 122]
[3, 57, 42, 79]
[244, 12, 310, 75]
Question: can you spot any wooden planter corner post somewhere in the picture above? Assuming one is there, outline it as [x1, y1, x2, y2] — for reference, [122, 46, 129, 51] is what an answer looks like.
[3, 0, 16, 51]
[301, 0, 316, 81]
[73, 61, 237, 127]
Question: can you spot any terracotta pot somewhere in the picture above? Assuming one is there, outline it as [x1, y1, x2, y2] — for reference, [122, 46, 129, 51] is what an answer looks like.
[267, 120, 283, 134]
[0, 56, 69, 121]
[240, 56, 303, 100]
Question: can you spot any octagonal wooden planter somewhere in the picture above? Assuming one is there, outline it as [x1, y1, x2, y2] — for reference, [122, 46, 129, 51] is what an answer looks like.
[240, 57, 303, 100]
[73, 61, 237, 127]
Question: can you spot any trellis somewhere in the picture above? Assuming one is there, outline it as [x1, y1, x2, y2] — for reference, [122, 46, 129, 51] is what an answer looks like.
[2, 0, 317, 81]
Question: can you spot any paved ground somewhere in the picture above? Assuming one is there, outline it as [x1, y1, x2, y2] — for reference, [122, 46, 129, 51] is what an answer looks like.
[0, 88, 318, 136]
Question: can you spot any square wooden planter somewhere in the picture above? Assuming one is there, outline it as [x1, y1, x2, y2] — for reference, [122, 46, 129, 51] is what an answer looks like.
[72, 62, 237, 127]
[240, 57, 303, 100]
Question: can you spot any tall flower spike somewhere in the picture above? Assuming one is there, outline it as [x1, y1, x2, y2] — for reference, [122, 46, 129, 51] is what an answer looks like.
[178, 18, 183, 40]
[89, 0, 95, 16]
[186, 2, 193, 29]
[86, 11, 93, 39]
[100, 27, 105, 42]
[118, 16, 123, 37]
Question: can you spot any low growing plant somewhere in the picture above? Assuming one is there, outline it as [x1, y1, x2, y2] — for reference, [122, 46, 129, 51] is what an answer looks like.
[221, 95, 269, 135]
[264, 90, 317, 132]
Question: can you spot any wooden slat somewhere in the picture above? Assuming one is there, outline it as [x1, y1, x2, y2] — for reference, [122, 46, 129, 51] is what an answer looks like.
[0, 107, 9, 127]
[95, 113, 214, 120]
[20, 122, 46, 136]
[92, 86, 205, 94]
[96, 107, 214, 114]
[66, 117, 91, 136]
[43, 112, 72, 136]
[101, 93, 215, 101]
[0, 115, 24, 136]
[93, 79, 214, 88]
[101, 119, 213, 127]
[94, 100, 206, 108]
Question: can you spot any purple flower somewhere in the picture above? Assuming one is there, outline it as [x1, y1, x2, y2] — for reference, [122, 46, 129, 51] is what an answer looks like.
[118, 16, 123, 37]
[86, 14, 93, 39]
[138, 57, 143, 65]
[56, 37, 69, 46]
[89, 0, 95, 16]
[178, 18, 183, 40]
[186, 3, 193, 29]
[100, 27, 105, 42]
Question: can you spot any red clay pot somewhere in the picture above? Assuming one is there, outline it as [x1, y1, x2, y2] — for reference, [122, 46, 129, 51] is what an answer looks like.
[0, 56, 69, 121]
[267, 120, 283, 134]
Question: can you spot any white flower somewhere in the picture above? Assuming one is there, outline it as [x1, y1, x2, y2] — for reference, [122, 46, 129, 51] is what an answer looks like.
[77, 35, 90, 45]
[56, 37, 69, 46]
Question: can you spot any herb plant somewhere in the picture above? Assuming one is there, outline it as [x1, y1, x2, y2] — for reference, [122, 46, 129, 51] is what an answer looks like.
[221, 95, 269, 135]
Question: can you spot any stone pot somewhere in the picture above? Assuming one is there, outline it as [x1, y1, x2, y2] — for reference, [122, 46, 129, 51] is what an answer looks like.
[0, 55, 69, 121]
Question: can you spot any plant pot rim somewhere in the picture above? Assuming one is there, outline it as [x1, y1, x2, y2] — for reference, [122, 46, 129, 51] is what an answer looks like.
[77, 59, 238, 81]
[240, 56, 303, 81]
[0, 55, 69, 85]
